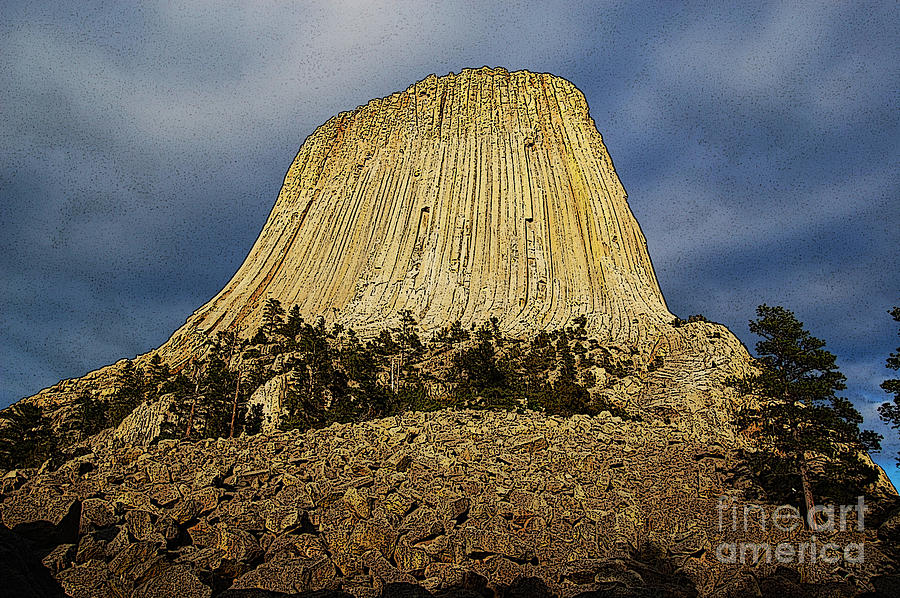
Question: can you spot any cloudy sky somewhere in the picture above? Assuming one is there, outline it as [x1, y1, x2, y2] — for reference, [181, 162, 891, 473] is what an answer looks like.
[1, 2, 897, 477]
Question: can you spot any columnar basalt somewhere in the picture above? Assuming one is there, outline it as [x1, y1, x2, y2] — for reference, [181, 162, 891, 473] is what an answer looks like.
[22, 68, 749, 437]
[161, 67, 671, 364]
[6, 68, 899, 598]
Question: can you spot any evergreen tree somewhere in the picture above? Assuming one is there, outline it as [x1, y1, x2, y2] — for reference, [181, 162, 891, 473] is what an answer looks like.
[280, 318, 342, 430]
[160, 355, 240, 440]
[244, 404, 264, 436]
[70, 390, 107, 436]
[262, 298, 285, 337]
[433, 320, 471, 348]
[546, 330, 592, 415]
[159, 371, 194, 440]
[331, 329, 392, 421]
[730, 305, 881, 523]
[518, 331, 556, 411]
[878, 306, 900, 464]
[284, 304, 304, 340]
[109, 360, 146, 426]
[183, 359, 205, 439]
[448, 320, 470, 344]
[198, 355, 238, 438]
[571, 314, 588, 337]
[250, 328, 267, 346]
[146, 354, 170, 390]
[372, 329, 399, 357]
[395, 310, 424, 380]
[451, 323, 509, 406]
[489, 316, 503, 346]
[0, 403, 57, 469]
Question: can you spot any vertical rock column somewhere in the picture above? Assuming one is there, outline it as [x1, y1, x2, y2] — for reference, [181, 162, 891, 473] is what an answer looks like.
[163, 68, 672, 362]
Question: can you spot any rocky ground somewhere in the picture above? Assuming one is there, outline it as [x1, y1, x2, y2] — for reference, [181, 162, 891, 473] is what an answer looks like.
[2, 409, 898, 597]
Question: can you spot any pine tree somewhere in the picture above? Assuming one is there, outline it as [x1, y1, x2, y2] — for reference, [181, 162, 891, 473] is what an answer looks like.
[70, 390, 107, 436]
[451, 323, 508, 406]
[878, 306, 900, 464]
[244, 404, 264, 436]
[146, 354, 170, 391]
[109, 360, 146, 426]
[571, 314, 588, 337]
[547, 330, 591, 415]
[280, 318, 339, 430]
[518, 331, 556, 411]
[335, 329, 391, 420]
[262, 298, 285, 337]
[373, 329, 399, 356]
[0, 403, 57, 469]
[395, 310, 424, 381]
[159, 371, 194, 440]
[730, 305, 881, 523]
[448, 320, 470, 344]
[199, 355, 237, 438]
[184, 360, 204, 439]
[284, 304, 304, 340]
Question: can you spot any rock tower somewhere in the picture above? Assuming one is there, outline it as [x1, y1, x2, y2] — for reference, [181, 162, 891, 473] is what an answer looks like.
[9, 69, 898, 598]
[162, 67, 671, 362]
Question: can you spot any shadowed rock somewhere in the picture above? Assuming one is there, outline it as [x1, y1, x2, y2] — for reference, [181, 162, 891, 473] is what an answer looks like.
[0, 520, 67, 597]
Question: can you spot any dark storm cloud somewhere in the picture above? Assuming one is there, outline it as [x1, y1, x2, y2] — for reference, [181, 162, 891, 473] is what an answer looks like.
[1, 2, 897, 476]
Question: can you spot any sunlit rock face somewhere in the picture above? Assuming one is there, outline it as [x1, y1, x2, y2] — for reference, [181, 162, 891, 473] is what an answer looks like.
[10, 68, 899, 598]
[163, 67, 672, 361]
[26, 68, 749, 439]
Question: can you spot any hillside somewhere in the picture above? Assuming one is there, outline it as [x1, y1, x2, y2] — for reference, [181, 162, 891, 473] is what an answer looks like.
[2, 69, 897, 597]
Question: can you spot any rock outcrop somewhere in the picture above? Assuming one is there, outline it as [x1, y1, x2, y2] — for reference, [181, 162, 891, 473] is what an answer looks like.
[6, 68, 897, 596]
[160, 67, 671, 366]
[24, 67, 737, 414]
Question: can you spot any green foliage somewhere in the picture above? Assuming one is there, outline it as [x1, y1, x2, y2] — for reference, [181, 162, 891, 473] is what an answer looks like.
[671, 314, 707, 328]
[395, 310, 425, 366]
[160, 352, 255, 441]
[449, 320, 470, 343]
[146, 354, 169, 390]
[65, 307, 643, 446]
[71, 391, 107, 436]
[729, 304, 880, 508]
[393, 380, 442, 412]
[244, 404, 264, 435]
[878, 306, 900, 464]
[542, 330, 593, 416]
[451, 322, 506, 402]
[0, 403, 58, 469]
[109, 360, 147, 427]
[283, 304, 304, 340]
[279, 318, 342, 430]
[571, 314, 588, 336]
[159, 371, 194, 440]
[262, 298, 285, 337]
[433, 320, 471, 348]
[197, 355, 238, 438]
[250, 329, 267, 346]
[372, 329, 399, 356]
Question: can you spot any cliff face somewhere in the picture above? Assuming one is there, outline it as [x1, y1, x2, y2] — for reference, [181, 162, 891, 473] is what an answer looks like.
[162, 67, 670, 363]
[24, 68, 746, 435]
[6, 69, 899, 598]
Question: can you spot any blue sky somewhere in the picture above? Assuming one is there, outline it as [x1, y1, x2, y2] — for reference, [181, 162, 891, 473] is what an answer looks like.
[1, 2, 898, 480]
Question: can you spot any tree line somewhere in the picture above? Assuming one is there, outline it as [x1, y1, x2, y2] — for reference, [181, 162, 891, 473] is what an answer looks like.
[2, 296, 899, 520]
